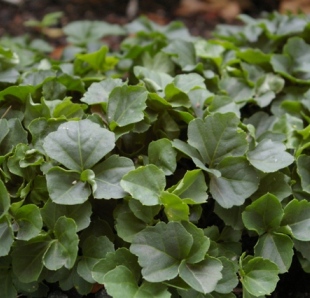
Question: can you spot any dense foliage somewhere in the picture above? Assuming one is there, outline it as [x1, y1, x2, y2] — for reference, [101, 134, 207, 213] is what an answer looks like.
[1, 11, 310, 297]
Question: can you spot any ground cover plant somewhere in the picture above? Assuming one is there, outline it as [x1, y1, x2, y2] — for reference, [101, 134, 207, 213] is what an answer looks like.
[1, 11, 310, 298]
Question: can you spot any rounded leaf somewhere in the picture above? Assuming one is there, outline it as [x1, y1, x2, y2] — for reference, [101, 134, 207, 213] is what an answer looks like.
[43, 119, 115, 171]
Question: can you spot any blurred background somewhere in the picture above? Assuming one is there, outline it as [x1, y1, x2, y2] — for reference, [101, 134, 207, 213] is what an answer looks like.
[0, 0, 309, 38]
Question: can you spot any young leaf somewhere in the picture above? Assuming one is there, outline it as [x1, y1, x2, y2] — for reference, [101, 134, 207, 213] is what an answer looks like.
[14, 204, 43, 241]
[120, 165, 166, 206]
[92, 155, 135, 199]
[76, 46, 114, 71]
[282, 199, 310, 241]
[148, 139, 177, 175]
[188, 113, 248, 167]
[43, 119, 115, 172]
[254, 232, 293, 274]
[130, 221, 193, 282]
[239, 255, 279, 297]
[160, 191, 189, 221]
[179, 257, 223, 294]
[168, 169, 208, 204]
[247, 139, 294, 173]
[46, 167, 91, 205]
[43, 216, 79, 270]
[107, 85, 148, 130]
[210, 157, 259, 208]
[242, 193, 284, 235]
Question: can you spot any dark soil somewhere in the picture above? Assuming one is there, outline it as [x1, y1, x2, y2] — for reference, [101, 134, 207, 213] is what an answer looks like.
[0, 0, 279, 39]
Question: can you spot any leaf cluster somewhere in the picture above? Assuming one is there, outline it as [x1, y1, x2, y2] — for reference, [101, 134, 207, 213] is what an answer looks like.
[1, 12, 310, 297]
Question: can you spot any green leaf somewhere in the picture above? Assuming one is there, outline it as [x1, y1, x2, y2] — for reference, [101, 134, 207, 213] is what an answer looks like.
[247, 139, 294, 172]
[168, 169, 208, 204]
[114, 202, 147, 243]
[41, 199, 92, 232]
[251, 172, 291, 201]
[0, 180, 10, 219]
[14, 204, 43, 241]
[107, 85, 148, 130]
[0, 216, 14, 257]
[77, 236, 114, 283]
[0, 119, 9, 144]
[163, 39, 198, 71]
[46, 167, 91, 205]
[0, 118, 28, 156]
[81, 78, 123, 105]
[63, 20, 125, 45]
[134, 66, 173, 94]
[214, 203, 244, 230]
[254, 232, 294, 273]
[297, 155, 310, 193]
[207, 95, 241, 118]
[102, 265, 171, 298]
[28, 118, 65, 154]
[220, 77, 254, 103]
[12, 236, 50, 283]
[135, 280, 171, 298]
[148, 139, 177, 175]
[172, 139, 221, 177]
[121, 165, 166, 206]
[92, 247, 140, 284]
[188, 113, 248, 167]
[240, 255, 279, 297]
[43, 216, 79, 270]
[43, 119, 115, 172]
[130, 221, 193, 282]
[179, 257, 223, 294]
[102, 265, 139, 297]
[160, 191, 189, 221]
[242, 193, 284, 235]
[52, 97, 86, 119]
[282, 199, 310, 241]
[128, 199, 161, 223]
[92, 155, 135, 199]
[215, 257, 239, 294]
[210, 157, 259, 208]
[181, 221, 210, 264]
[76, 46, 114, 71]
[254, 74, 284, 108]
